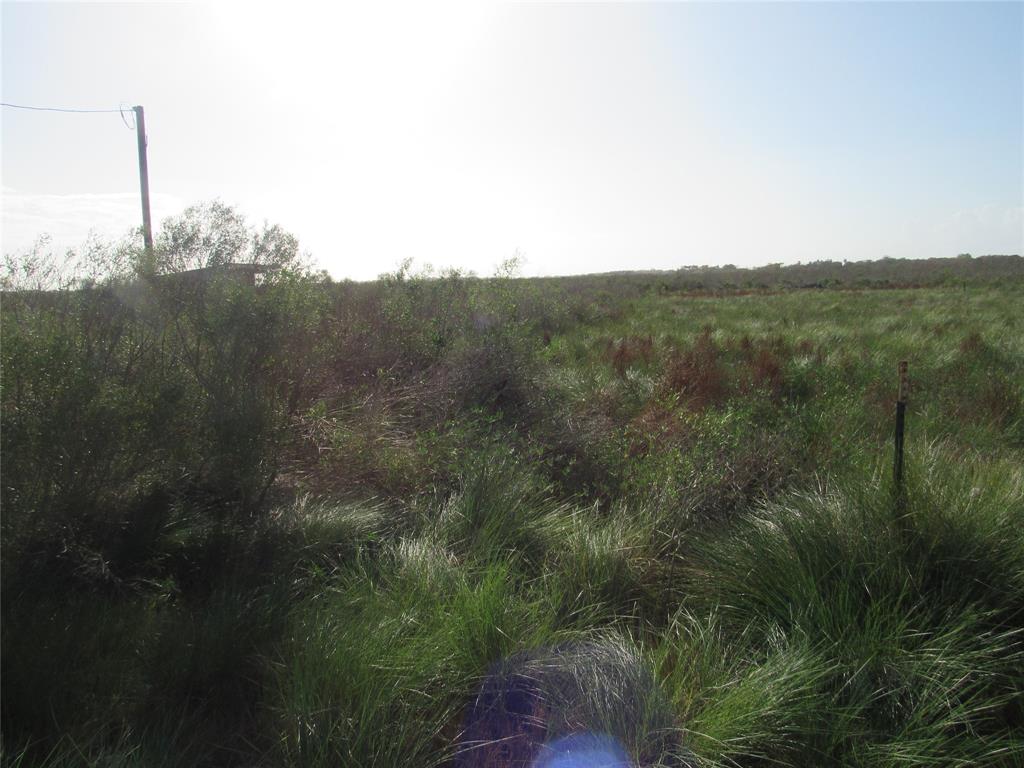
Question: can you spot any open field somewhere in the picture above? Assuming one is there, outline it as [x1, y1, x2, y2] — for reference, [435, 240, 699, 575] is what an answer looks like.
[2, 254, 1023, 767]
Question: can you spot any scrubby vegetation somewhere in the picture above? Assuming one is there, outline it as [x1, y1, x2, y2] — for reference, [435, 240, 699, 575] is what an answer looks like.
[2, 209, 1023, 767]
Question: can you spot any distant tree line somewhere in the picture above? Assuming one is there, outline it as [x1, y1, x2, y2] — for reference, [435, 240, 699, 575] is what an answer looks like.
[523, 254, 1023, 299]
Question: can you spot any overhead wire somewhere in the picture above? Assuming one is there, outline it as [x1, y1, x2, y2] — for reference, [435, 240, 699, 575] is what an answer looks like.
[119, 103, 136, 130]
[1, 102, 128, 114]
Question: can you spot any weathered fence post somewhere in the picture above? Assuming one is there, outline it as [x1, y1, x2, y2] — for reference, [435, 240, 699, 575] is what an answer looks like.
[893, 360, 909, 510]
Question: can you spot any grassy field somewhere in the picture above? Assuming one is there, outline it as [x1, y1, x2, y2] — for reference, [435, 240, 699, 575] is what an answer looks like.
[2, 248, 1023, 766]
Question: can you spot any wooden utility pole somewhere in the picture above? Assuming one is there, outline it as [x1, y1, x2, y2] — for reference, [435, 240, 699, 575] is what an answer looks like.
[133, 105, 155, 274]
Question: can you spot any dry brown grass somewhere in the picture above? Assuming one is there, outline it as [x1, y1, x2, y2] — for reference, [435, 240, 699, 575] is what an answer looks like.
[605, 335, 655, 377]
[959, 330, 986, 356]
[626, 402, 692, 458]
[750, 347, 784, 397]
[977, 376, 1020, 427]
[663, 329, 729, 409]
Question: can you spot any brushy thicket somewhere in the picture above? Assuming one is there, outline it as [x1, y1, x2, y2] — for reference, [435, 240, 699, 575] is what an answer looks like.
[2, 215, 1023, 767]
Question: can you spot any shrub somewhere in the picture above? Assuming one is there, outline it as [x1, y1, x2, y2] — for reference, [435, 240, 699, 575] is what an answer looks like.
[1, 220, 330, 592]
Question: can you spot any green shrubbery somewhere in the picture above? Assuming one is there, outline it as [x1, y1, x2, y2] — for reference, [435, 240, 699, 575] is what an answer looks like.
[3, 230, 1024, 766]
[1, 264, 327, 597]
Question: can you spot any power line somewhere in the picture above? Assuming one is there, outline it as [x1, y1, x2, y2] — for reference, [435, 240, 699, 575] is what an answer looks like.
[119, 102, 136, 130]
[1, 102, 126, 114]
[3, 99, 155, 267]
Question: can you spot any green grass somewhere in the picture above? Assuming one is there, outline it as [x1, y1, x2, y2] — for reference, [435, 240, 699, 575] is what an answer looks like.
[3, 273, 1023, 767]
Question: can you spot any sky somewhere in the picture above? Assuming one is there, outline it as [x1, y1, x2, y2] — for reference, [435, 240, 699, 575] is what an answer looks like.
[2, 1, 1022, 280]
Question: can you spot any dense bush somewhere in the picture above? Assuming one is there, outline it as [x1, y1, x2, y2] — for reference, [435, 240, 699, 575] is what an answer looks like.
[0, 212, 329, 594]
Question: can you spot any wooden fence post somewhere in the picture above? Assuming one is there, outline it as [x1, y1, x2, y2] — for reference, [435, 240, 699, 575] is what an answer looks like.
[893, 360, 909, 510]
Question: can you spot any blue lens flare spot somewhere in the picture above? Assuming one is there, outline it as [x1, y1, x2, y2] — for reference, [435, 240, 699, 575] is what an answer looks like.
[532, 733, 631, 768]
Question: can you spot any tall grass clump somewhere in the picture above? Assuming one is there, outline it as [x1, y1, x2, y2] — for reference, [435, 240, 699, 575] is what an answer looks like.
[653, 610, 832, 766]
[430, 450, 565, 566]
[678, 447, 1024, 766]
[540, 502, 678, 628]
[266, 554, 565, 768]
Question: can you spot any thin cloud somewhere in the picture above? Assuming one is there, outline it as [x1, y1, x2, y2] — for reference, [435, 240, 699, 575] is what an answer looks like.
[2, 189, 186, 255]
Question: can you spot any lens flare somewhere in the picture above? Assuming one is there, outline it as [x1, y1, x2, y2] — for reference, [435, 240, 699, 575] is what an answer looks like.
[532, 733, 631, 768]
[456, 640, 693, 767]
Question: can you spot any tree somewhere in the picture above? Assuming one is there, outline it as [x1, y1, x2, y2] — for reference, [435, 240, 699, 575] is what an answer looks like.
[155, 200, 303, 275]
